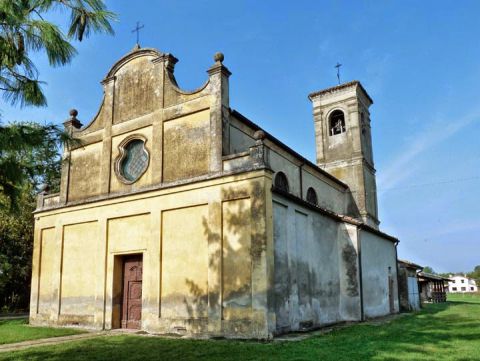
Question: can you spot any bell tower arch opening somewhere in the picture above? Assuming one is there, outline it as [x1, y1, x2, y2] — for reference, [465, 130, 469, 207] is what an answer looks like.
[329, 109, 346, 136]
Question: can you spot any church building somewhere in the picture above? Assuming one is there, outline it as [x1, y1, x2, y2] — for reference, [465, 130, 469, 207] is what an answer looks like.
[29, 46, 399, 339]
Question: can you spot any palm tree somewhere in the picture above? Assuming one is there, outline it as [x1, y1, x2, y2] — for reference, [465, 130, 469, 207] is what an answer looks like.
[0, 0, 115, 107]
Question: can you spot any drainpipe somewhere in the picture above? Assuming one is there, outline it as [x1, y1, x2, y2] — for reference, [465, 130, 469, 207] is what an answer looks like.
[357, 227, 364, 321]
[394, 240, 401, 313]
[299, 163, 304, 199]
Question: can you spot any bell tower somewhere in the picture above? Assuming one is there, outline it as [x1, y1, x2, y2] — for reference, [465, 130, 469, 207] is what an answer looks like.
[308, 81, 379, 228]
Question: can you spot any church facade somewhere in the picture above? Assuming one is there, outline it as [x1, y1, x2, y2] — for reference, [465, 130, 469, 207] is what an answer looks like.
[29, 47, 399, 339]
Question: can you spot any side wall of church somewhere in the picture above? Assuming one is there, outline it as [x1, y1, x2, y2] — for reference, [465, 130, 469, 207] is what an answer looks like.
[229, 115, 351, 215]
[30, 171, 275, 339]
[360, 230, 399, 317]
[271, 193, 362, 334]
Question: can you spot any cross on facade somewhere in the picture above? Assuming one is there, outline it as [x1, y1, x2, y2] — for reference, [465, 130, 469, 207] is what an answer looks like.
[131, 21, 144, 45]
[335, 62, 342, 84]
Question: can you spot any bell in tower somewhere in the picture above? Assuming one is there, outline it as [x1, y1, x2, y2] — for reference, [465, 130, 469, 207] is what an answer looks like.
[308, 81, 379, 228]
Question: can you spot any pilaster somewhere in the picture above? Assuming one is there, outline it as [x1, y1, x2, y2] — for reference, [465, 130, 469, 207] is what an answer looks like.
[99, 76, 115, 195]
[207, 52, 231, 172]
[151, 54, 175, 184]
[250, 176, 272, 338]
[207, 195, 222, 335]
[93, 217, 108, 329]
[60, 110, 82, 204]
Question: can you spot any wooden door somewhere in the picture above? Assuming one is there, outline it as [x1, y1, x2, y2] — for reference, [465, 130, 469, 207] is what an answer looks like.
[121, 255, 143, 329]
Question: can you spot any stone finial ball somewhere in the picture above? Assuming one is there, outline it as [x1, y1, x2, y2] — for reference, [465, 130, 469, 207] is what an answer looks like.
[69, 109, 78, 117]
[214, 52, 224, 63]
[254, 130, 266, 140]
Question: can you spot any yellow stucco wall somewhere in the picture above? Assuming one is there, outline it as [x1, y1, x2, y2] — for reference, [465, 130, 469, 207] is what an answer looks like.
[60, 221, 98, 317]
[108, 214, 150, 253]
[113, 56, 160, 124]
[68, 142, 103, 201]
[30, 170, 273, 337]
[222, 198, 252, 320]
[163, 110, 210, 182]
[37, 228, 56, 315]
[161, 205, 209, 318]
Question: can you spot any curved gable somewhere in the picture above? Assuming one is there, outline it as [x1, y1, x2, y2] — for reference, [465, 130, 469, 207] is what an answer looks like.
[110, 48, 163, 124]
[79, 48, 164, 133]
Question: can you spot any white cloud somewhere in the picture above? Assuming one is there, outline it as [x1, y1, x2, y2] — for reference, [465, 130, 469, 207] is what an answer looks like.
[377, 109, 480, 194]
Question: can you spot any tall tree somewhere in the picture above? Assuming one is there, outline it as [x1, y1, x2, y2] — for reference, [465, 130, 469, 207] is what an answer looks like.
[0, 186, 35, 310]
[0, 122, 69, 208]
[0, 0, 116, 205]
[0, 0, 116, 310]
[467, 265, 480, 287]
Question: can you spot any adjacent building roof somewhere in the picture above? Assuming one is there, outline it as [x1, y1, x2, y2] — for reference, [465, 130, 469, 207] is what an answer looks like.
[398, 259, 423, 270]
[418, 272, 452, 282]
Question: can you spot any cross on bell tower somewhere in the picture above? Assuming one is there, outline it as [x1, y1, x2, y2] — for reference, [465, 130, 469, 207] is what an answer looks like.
[335, 62, 342, 84]
[131, 21, 144, 46]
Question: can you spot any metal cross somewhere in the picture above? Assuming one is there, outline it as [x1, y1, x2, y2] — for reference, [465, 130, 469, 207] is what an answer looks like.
[335, 62, 342, 84]
[131, 21, 144, 45]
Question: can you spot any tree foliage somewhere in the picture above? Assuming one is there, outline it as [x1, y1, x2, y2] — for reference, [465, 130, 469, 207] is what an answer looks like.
[0, 122, 74, 310]
[422, 266, 435, 274]
[0, 187, 35, 311]
[0, 0, 115, 311]
[0, 122, 69, 208]
[0, 0, 116, 107]
[467, 265, 480, 286]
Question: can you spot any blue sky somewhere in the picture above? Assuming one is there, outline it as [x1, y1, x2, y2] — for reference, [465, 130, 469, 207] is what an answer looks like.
[1, 1, 479, 273]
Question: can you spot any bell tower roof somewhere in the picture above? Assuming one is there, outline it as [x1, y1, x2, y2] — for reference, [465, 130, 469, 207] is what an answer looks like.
[308, 80, 373, 105]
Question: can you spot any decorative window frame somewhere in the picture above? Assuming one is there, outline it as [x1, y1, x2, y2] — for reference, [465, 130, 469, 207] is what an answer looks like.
[114, 134, 150, 185]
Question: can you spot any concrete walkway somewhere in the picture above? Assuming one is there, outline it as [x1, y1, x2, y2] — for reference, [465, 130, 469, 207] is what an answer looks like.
[0, 314, 28, 321]
[0, 331, 107, 353]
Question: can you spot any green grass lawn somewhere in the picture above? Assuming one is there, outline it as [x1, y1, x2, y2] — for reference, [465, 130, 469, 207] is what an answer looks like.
[2, 294, 480, 360]
[0, 318, 85, 345]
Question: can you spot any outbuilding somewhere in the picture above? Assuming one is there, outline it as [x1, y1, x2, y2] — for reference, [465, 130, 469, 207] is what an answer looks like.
[397, 260, 422, 311]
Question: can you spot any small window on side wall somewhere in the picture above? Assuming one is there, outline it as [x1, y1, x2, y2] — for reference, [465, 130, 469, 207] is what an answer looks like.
[329, 110, 346, 136]
[274, 172, 289, 193]
[306, 187, 318, 205]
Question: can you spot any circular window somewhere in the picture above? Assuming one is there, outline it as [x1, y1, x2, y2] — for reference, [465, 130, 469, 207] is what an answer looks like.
[117, 138, 149, 183]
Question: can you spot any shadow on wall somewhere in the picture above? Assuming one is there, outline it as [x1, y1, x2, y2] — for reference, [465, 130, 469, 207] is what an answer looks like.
[176, 181, 266, 333]
[166, 181, 361, 334]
